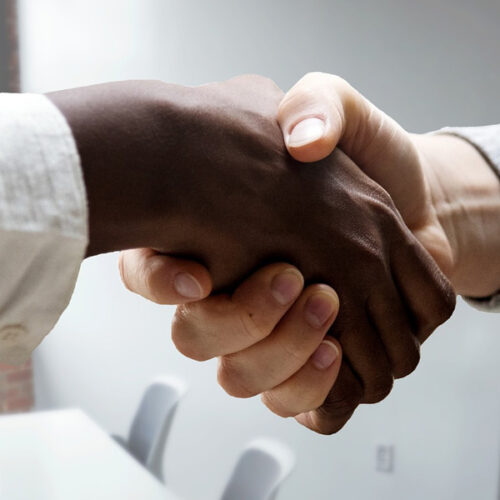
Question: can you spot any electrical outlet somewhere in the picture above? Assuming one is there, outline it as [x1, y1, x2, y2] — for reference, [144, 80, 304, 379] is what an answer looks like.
[375, 444, 394, 473]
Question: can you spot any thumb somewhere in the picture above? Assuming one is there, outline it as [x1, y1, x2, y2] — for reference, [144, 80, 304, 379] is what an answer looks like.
[278, 73, 414, 173]
[278, 74, 345, 163]
[278, 74, 424, 223]
[119, 248, 212, 305]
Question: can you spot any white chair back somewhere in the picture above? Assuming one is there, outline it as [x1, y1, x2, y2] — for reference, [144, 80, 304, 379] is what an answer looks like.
[127, 376, 187, 482]
[220, 438, 295, 500]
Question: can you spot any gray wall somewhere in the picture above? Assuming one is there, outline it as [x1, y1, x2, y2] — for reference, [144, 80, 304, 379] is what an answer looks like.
[18, 1, 500, 499]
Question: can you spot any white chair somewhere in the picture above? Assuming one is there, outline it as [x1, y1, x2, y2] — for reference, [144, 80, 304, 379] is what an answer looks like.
[220, 438, 295, 500]
[114, 376, 187, 483]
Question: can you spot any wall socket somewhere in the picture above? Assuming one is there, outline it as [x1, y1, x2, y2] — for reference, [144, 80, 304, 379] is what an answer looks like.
[375, 444, 395, 473]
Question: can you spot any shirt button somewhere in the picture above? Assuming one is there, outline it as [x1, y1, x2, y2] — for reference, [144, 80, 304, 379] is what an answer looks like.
[0, 325, 27, 343]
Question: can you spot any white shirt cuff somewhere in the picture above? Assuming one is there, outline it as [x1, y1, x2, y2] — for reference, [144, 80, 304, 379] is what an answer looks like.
[0, 93, 88, 363]
[435, 125, 500, 180]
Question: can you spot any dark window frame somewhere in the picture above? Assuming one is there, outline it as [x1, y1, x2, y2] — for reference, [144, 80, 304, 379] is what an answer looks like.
[1, 0, 19, 92]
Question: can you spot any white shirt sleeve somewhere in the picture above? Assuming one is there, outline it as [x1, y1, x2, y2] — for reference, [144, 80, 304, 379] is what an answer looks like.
[0, 93, 88, 364]
[434, 125, 500, 312]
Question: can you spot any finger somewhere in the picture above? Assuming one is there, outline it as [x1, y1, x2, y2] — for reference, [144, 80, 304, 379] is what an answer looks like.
[261, 337, 342, 418]
[279, 72, 378, 163]
[217, 285, 339, 398]
[172, 263, 304, 361]
[278, 73, 424, 226]
[119, 248, 212, 304]
[367, 286, 421, 379]
[391, 238, 456, 343]
[278, 72, 406, 163]
[295, 361, 362, 435]
[333, 312, 394, 404]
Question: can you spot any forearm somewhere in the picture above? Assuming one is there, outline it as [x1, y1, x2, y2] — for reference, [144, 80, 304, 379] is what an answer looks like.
[413, 133, 500, 297]
[46, 81, 189, 257]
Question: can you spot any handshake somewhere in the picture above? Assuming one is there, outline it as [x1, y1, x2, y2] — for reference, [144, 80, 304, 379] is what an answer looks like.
[48, 73, 464, 434]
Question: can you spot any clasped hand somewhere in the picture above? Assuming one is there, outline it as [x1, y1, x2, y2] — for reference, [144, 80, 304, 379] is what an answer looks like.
[114, 74, 455, 434]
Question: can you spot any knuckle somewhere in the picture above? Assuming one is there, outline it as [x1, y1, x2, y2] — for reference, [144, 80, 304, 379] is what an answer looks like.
[171, 337, 210, 362]
[436, 285, 457, 322]
[279, 81, 333, 121]
[312, 406, 356, 435]
[356, 190, 399, 233]
[323, 73, 346, 85]
[261, 391, 295, 418]
[171, 304, 193, 335]
[400, 238, 431, 276]
[312, 420, 346, 435]
[415, 323, 432, 343]
[362, 374, 394, 404]
[281, 342, 303, 363]
[327, 75, 358, 111]
[217, 355, 255, 398]
[300, 375, 363, 434]
[237, 74, 281, 95]
[263, 381, 331, 420]
[142, 259, 165, 304]
[417, 290, 456, 340]
[117, 253, 131, 291]
[171, 306, 211, 362]
[399, 240, 456, 332]
[277, 336, 308, 366]
[301, 71, 326, 82]
[369, 187, 398, 217]
[320, 382, 362, 421]
[300, 72, 348, 91]
[392, 344, 420, 379]
[278, 86, 319, 118]
[252, 74, 277, 86]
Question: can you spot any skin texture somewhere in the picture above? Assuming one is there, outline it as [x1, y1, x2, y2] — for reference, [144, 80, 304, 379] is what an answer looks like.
[118, 252, 345, 422]
[172, 263, 343, 416]
[413, 133, 500, 297]
[49, 75, 456, 434]
[278, 73, 455, 281]
[119, 73, 500, 434]
[278, 72, 500, 298]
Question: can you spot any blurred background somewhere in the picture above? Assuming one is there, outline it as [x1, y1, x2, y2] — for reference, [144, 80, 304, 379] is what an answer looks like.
[3, 0, 500, 498]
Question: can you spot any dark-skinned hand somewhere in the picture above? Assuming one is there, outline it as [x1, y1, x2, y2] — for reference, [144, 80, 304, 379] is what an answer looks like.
[49, 75, 455, 434]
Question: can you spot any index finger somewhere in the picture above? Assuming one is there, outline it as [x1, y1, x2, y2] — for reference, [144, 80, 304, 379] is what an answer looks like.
[172, 263, 305, 361]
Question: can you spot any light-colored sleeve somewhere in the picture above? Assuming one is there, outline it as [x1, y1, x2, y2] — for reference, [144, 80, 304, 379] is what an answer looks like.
[0, 93, 88, 364]
[434, 125, 500, 312]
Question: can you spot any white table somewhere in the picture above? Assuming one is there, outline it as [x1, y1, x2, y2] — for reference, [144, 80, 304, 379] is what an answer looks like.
[0, 408, 179, 500]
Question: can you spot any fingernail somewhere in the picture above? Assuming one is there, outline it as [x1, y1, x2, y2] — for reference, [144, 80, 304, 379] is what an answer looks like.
[305, 292, 337, 328]
[271, 269, 303, 306]
[288, 117, 325, 148]
[174, 272, 203, 299]
[311, 340, 339, 370]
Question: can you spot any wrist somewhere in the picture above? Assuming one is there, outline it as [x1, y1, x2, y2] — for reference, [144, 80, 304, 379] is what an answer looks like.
[413, 133, 500, 296]
[47, 81, 191, 257]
